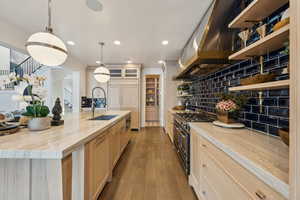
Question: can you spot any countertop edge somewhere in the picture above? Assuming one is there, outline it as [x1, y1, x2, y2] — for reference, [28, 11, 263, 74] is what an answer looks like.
[0, 111, 131, 159]
[189, 123, 289, 199]
[0, 150, 64, 159]
[61, 112, 130, 158]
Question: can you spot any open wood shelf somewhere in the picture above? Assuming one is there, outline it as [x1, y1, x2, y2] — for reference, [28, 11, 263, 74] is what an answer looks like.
[178, 81, 193, 87]
[177, 95, 192, 98]
[228, 0, 289, 29]
[229, 25, 289, 60]
[229, 80, 289, 91]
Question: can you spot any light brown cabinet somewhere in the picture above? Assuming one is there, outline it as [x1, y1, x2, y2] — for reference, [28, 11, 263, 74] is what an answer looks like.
[190, 130, 287, 200]
[62, 155, 72, 200]
[120, 119, 130, 153]
[109, 122, 121, 170]
[85, 116, 131, 200]
[166, 111, 174, 143]
[85, 132, 110, 200]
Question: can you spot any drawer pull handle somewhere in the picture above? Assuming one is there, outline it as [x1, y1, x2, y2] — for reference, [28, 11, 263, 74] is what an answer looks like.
[202, 144, 207, 148]
[202, 164, 207, 168]
[255, 190, 266, 200]
[202, 191, 206, 196]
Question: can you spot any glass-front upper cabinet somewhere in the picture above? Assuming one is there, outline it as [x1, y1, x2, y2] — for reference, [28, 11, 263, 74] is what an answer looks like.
[109, 69, 122, 78]
[108, 67, 140, 79]
[124, 68, 139, 78]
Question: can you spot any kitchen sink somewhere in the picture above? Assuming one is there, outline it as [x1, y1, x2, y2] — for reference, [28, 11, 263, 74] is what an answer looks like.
[90, 115, 118, 120]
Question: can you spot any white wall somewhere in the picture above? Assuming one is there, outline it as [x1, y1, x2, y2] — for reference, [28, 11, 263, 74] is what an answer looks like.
[0, 91, 19, 112]
[141, 67, 164, 127]
[0, 19, 87, 111]
[163, 61, 180, 128]
[0, 45, 10, 70]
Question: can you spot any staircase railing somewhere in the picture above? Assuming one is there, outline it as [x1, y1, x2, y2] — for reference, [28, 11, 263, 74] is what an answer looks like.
[3, 57, 43, 90]
[64, 88, 73, 109]
[0, 69, 9, 76]
[14, 56, 43, 76]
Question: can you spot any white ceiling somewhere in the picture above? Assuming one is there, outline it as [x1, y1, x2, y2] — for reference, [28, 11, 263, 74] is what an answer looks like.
[0, 0, 212, 67]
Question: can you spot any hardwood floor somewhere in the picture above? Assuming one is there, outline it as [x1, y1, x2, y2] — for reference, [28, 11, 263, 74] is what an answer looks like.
[145, 121, 161, 127]
[98, 127, 198, 200]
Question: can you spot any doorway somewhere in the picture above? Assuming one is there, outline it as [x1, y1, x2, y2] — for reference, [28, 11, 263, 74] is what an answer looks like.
[145, 74, 160, 127]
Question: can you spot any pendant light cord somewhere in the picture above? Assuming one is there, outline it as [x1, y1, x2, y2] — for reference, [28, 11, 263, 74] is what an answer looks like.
[99, 42, 105, 65]
[46, 0, 53, 33]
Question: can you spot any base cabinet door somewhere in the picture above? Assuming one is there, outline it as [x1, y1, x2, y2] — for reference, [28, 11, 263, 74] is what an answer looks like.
[190, 131, 202, 191]
[85, 132, 110, 200]
[110, 123, 121, 168]
[166, 112, 174, 143]
[62, 155, 73, 200]
[120, 119, 130, 152]
[120, 120, 125, 152]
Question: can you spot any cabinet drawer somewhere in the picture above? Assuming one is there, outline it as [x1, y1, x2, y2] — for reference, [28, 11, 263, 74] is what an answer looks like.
[200, 174, 221, 200]
[201, 151, 253, 200]
[200, 136, 287, 200]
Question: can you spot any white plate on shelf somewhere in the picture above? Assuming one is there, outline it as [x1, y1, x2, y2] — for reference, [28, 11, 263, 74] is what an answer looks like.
[213, 120, 245, 129]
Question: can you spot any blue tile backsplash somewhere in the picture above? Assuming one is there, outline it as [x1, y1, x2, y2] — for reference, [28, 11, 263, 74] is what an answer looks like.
[185, 50, 289, 137]
[81, 97, 107, 108]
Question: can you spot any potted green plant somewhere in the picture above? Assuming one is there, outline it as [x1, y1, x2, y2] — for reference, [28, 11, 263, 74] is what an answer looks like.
[2, 73, 51, 131]
[23, 103, 50, 131]
[215, 93, 247, 124]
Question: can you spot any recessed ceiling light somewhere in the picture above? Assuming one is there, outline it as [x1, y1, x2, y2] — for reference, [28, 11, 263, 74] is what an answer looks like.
[162, 40, 169, 45]
[67, 41, 75, 46]
[158, 60, 165, 64]
[127, 60, 132, 64]
[114, 40, 121, 45]
[96, 61, 101, 64]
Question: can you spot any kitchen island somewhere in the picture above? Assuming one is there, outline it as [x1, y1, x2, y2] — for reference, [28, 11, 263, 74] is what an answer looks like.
[0, 110, 131, 200]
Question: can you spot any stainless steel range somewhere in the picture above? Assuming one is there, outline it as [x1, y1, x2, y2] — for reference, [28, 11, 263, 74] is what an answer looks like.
[173, 112, 214, 176]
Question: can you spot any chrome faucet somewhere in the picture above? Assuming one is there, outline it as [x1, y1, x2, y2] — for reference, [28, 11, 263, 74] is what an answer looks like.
[91, 86, 107, 118]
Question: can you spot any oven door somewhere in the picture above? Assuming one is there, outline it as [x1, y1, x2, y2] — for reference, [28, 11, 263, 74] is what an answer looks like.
[173, 120, 190, 174]
[179, 132, 188, 154]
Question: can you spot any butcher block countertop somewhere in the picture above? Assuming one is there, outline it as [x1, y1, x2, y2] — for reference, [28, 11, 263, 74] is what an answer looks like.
[0, 110, 130, 159]
[190, 122, 289, 198]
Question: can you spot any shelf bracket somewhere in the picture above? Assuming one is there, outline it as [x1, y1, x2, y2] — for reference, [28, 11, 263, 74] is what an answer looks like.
[259, 56, 264, 74]
[259, 91, 263, 113]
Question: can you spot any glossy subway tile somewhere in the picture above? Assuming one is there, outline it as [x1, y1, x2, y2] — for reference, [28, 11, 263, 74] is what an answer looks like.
[186, 49, 289, 136]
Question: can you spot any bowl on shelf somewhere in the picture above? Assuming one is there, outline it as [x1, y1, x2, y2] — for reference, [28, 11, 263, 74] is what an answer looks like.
[172, 105, 185, 111]
[278, 128, 289, 146]
[273, 18, 290, 32]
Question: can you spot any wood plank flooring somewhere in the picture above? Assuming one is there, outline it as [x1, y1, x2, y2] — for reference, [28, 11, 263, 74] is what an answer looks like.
[98, 127, 198, 200]
[145, 122, 161, 127]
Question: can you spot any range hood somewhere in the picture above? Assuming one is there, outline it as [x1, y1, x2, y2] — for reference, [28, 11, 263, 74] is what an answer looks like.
[175, 0, 238, 79]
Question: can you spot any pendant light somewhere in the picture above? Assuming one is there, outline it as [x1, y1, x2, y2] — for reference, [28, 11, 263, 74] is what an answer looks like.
[26, 0, 68, 67]
[93, 42, 110, 83]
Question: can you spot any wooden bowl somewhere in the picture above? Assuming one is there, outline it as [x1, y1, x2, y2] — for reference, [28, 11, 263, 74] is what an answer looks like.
[278, 128, 289, 146]
[240, 73, 276, 86]
[273, 18, 290, 32]
[173, 105, 185, 111]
